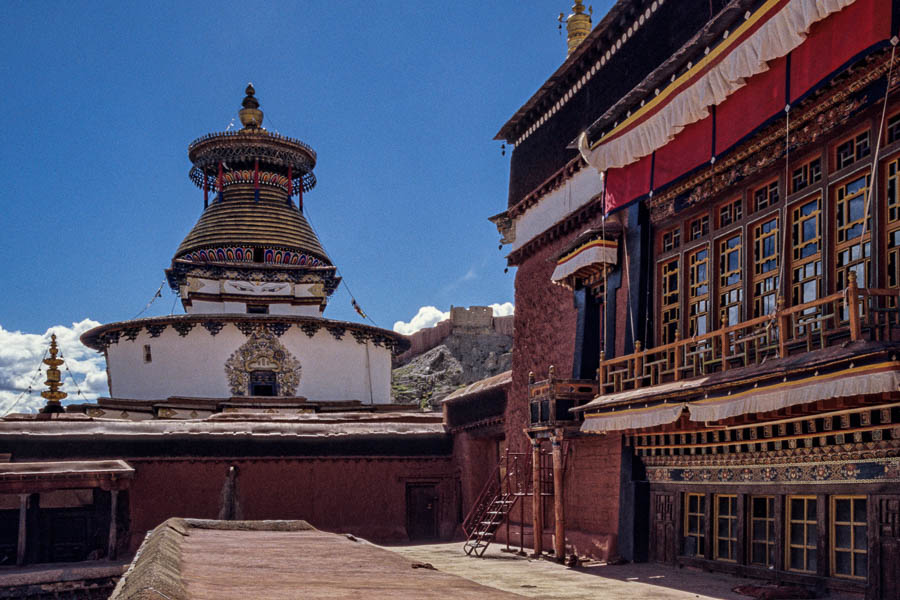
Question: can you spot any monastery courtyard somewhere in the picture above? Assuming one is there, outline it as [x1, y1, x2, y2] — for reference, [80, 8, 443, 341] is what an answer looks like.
[384, 542, 857, 600]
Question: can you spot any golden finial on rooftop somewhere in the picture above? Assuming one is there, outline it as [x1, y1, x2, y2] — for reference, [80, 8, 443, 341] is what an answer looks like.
[40, 334, 67, 414]
[559, 0, 592, 56]
[238, 83, 265, 130]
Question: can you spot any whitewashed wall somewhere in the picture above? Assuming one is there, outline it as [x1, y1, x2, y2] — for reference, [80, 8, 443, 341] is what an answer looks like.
[509, 167, 604, 253]
[104, 323, 392, 403]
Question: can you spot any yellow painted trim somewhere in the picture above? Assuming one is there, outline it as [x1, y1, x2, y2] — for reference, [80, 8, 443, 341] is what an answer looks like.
[590, 0, 784, 150]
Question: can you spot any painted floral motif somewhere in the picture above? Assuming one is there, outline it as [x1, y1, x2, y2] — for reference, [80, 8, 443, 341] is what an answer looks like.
[811, 464, 831, 481]
[717, 469, 734, 482]
[739, 468, 754, 482]
[761, 467, 779, 481]
[224, 328, 301, 396]
[839, 463, 859, 479]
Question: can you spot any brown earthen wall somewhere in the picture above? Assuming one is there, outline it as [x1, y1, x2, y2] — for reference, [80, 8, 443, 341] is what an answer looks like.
[492, 315, 515, 337]
[561, 433, 622, 559]
[452, 433, 501, 533]
[124, 457, 457, 553]
[507, 237, 579, 452]
[396, 320, 452, 363]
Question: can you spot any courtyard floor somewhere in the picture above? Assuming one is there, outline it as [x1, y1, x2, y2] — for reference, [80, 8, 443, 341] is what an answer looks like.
[383, 542, 856, 600]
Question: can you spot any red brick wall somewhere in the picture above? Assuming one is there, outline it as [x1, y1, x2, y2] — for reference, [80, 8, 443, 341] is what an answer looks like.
[125, 457, 457, 553]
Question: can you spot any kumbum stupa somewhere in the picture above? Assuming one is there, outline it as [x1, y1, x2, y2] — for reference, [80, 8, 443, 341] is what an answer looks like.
[73, 85, 409, 419]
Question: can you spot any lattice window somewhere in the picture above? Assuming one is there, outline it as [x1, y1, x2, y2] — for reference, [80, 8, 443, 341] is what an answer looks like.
[660, 258, 680, 344]
[718, 198, 743, 228]
[753, 217, 779, 317]
[753, 180, 779, 213]
[835, 173, 871, 290]
[887, 158, 900, 288]
[715, 495, 738, 562]
[790, 196, 822, 308]
[719, 233, 743, 327]
[662, 227, 681, 252]
[787, 496, 817, 573]
[835, 131, 870, 170]
[688, 247, 710, 336]
[888, 113, 900, 145]
[750, 496, 776, 568]
[689, 215, 709, 241]
[683, 493, 706, 557]
[791, 156, 822, 194]
[831, 496, 867, 580]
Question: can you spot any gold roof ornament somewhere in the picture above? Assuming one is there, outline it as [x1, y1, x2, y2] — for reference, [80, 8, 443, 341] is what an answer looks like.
[238, 83, 264, 130]
[559, 0, 592, 56]
[40, 334, 67, 414]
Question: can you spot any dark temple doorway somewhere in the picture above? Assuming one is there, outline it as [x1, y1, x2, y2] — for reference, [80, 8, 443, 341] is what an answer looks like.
[406, 484, 438, 540]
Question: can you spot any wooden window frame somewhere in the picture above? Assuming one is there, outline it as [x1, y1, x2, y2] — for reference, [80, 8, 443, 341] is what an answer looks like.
[789, 194, 823, 310]
[717, 198, 743, 228]
[885, 156, 900, 289]
[689, 214, 710, 241]
[659, 257, 681, 344]
[887, 111, 900, 146]
[714, 494, 738, 562]
[752, 179, 779, 213]
[683, 492, 706, 558]
[749, 495, 776, 568]
[791, 155, 823, 194]
[786, 495, 817, 574]
[834, 129, 871, 172]
[833, 171, 872, 292]
[830, 495, 867, 580]
[661, 226, 681, 253]
[717, 231, 743, 329]
[687, 245, 710, 337]
[752, 214, 780, 317]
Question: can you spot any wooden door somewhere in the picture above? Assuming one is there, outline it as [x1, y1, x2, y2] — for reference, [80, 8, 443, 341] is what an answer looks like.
[406, 484, 438, 540]
[650, 491, 676, 564]
[873, 495, 900, 600]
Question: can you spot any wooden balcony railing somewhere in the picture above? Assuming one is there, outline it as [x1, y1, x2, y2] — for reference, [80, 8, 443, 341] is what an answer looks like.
[528, 366, 598, 428]
[598, 273, 900, 396]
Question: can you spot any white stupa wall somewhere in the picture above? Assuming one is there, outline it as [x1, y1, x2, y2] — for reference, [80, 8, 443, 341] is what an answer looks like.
[104, 324, 392, 403]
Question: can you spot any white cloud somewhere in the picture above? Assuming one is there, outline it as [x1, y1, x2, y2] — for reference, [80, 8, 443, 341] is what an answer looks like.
[489, 302, 514, 317]
[393, 306, 450, 335]
[392, 303, 515, 335]
[0, 320, 107, 415]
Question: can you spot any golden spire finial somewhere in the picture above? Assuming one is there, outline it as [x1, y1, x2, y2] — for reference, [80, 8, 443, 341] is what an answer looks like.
[239, 83, 265, 130]
[559, 0, 593, 56]
[40, 334, 67, 414]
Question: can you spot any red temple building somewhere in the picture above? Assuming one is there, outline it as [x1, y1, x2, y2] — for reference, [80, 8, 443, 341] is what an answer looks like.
[3, 2, 900, 598]
[484, 0, 900, 598]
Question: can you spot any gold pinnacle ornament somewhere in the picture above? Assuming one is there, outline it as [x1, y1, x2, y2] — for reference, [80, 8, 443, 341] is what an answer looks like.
[559, 0, 593, 56]
[40, 334, 67, 414]
[238, 83, 265, 130]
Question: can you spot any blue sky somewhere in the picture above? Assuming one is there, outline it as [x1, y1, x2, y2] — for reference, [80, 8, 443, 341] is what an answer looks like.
[1, 1, 613, 336]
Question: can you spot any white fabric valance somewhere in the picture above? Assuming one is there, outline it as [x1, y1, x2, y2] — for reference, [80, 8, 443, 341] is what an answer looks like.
[582, 403, 686, 433]
[551, 239, 618, 285]
[578, 0, 855, 173]
[688, 365, 900, 423]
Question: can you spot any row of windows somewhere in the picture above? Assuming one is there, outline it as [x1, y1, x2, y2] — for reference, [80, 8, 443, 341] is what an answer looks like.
[655, 148, 900, 343]
[683, 493, 867, 580]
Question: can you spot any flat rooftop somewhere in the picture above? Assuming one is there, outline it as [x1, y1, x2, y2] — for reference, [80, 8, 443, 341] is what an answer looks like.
[111, 519, 520, 599]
